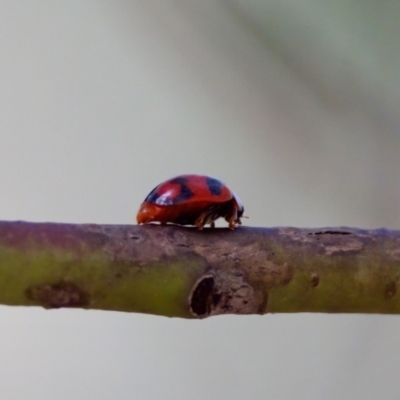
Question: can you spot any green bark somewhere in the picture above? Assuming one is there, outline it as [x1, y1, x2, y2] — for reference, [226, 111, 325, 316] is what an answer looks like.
[0, 221, 399, 317]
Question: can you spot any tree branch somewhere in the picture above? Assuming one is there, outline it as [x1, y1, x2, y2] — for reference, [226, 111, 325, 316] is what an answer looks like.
[0, 221, 399, 317]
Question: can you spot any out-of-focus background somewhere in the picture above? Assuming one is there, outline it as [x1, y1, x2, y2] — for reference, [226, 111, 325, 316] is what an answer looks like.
[1, 1, 399, 399]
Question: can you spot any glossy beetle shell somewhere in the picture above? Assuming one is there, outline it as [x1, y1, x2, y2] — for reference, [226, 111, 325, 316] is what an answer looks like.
[136, 174, 244, 230]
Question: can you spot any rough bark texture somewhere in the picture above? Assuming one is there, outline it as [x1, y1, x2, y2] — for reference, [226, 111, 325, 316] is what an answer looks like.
[0, 221, 399, 317]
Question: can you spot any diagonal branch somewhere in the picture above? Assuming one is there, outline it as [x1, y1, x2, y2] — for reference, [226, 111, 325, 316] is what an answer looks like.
[0, 221, 399, 317]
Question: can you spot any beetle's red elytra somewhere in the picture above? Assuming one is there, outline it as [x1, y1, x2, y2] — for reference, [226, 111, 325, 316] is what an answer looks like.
[136, 174, 244, 230]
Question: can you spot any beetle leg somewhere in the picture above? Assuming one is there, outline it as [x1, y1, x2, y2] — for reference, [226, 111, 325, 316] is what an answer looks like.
[195, 206, 220, 230]
[195, 213, 207, 230]
[226, 204, 241, 230]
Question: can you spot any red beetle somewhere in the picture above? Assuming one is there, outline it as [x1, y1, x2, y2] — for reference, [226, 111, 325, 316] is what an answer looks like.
[136, 174, 244, 230]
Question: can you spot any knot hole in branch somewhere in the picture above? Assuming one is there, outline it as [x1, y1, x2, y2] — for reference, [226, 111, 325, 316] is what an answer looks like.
[189, 271, 262, 318]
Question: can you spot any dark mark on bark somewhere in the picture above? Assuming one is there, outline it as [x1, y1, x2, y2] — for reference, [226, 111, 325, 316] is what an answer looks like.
[385, 281, 397, 299]
[26, 281, 89, 309]
[309, 230, 352, 236]
[311, 274, 320, 287]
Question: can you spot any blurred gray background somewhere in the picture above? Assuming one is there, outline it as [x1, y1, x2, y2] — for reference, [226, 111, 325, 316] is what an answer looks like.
[1, 1, 399, 399]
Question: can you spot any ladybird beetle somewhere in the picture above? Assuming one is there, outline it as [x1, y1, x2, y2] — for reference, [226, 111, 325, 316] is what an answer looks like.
[136, 174, 244, 230]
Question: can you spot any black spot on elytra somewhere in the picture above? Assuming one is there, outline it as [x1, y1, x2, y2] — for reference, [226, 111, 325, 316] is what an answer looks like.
[145, 186, 161, 203]
[170, 177, 188, 185]
[174, 183, 194, 203]
[144, 177, 194, 206]
[146, 177, 194, 205]
[206, 177, 223, 196]
[169, 177, 195, 203]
